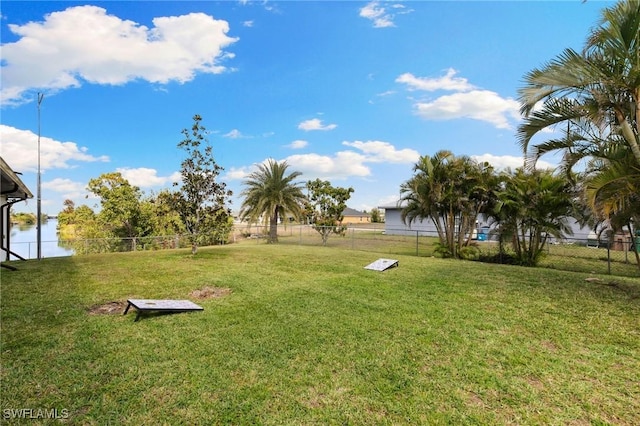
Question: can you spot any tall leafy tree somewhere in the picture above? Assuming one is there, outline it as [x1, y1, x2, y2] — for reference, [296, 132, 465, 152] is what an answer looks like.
[306, 179, 354, 245]
[492, 168, 576, 266]
[145, 190, 187, 237]
[400, 150, 498, 258]
[173, 114, 232, 254]
[56, 202, 112, 254]
[87, 172, 151, 239]
[370, 207, 383, 223]
[57, 199, 76, 227]
[239, 159, 306, 243]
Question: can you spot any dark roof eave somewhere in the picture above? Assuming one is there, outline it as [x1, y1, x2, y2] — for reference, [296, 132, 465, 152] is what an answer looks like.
[1, 157, 34, 200]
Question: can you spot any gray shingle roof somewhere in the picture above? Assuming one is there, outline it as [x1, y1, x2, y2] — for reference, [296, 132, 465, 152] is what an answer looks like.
[342, 207, 369, 217]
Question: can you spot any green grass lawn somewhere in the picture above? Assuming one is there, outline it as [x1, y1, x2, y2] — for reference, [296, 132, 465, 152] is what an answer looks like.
[247, 225, 640, 278]
[2, 243, 639, 425]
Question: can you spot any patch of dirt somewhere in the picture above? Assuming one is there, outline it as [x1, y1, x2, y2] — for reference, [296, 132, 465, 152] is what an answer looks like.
[540, 340, 558, 353]
[189, 286, 232, 300]
[525, 376, 545, 391]
[88, 301, 127, 315]
[462, 390, 486, 408]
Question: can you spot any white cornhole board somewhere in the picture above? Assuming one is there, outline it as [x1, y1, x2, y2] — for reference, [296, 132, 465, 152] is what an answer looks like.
[364, 258, 399, 271]
[124, 299, 203, 321]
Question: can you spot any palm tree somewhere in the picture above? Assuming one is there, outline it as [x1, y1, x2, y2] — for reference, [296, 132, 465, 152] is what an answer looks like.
[584, 146, 640, 270]
[518, 1, 640, 165]
[492, 168, 576, 266]
[400, 150, 498, 258]
[239, 159, 306, 243]
[400, 151, 452, 246]
[518, 1, 639, 267]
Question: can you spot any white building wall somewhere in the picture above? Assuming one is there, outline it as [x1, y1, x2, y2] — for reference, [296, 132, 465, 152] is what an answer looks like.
[382, 206, 594, 241]
[381, 207, 438, 236]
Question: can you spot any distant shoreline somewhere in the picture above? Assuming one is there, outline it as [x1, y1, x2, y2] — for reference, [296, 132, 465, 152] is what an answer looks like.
[10, 213, 49, 226]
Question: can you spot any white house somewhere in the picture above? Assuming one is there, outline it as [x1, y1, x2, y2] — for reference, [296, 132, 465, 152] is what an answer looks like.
[380, 204, 595, 242]
[1, 157, 33, 262]
[379, 203, 438, 236]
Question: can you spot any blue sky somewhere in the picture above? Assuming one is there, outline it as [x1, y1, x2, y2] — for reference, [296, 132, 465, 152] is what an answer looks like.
[1, 0, 613, 216]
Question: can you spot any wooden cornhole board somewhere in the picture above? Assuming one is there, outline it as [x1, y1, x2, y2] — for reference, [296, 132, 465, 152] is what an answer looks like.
[364, 258, 399, 272]
[123, 299, 203, 321]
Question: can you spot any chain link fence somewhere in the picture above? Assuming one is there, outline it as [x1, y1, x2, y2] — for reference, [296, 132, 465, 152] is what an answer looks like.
[11, 235, 194, 259]
[9, 224, 639, 278]
[234, 224, 640, 278]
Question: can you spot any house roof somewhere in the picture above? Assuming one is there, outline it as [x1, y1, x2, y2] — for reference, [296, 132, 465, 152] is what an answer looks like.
[1, 157, 33, 201]
[342, 207, 369, 217]
[378, 202, 405, 210]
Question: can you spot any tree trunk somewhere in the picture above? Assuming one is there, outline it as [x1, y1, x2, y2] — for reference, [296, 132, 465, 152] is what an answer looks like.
[615, 107, 640, 165]
[268, 210, 278, 243]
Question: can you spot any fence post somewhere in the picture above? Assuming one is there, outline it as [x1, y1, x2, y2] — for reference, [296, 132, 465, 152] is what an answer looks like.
[416, 231, 419, 257]
[624, 236, 629, 264]
[351, 227, 355, 250]
[607, 239, 611, 275]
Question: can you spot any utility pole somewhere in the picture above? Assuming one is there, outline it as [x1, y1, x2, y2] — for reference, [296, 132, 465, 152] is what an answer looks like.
[37, 92, 44, 260]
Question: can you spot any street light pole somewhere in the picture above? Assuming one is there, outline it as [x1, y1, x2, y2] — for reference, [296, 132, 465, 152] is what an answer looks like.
[37, 92, 44, 260]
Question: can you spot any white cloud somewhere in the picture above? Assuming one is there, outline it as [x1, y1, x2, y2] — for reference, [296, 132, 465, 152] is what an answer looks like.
[116, 167, 181, 188]
[298, 118, 337, 131]
[1, 5, 238, 105]
[231, 140, 417, 181]
[360, 1, 395, 28]
[396, 69, 521, 129]
[377, 90, 396, 97]
[471, 153, 556, 171]
[243, 20, 254, 27]
[0, 125, 109, 172]
[342, 141, 419, 163]
[41, 177, 92, 205]
[414, 90, 521, 129]
[42, 177, 85, 194]
[225, 152, 370, 182]
[377, 194, 402, 208]
[396, 69, 475, 92]
[286, 140, 308, 149]
[285, 152, 371, 179]
[223, 129, 249, 139]
[224, 166, 253, 180]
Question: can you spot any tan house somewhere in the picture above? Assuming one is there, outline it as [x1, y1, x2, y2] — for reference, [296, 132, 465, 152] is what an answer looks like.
[1, 157, 33, 263]
[341, 207, 370, 224]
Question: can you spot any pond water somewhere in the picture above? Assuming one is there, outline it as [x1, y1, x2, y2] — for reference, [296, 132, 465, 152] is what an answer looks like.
[9, 219, 74, 259]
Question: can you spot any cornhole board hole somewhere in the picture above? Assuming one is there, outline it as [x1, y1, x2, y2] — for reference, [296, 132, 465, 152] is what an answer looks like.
[364, 258, 399, 271]
[123, 299, 203, 322]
